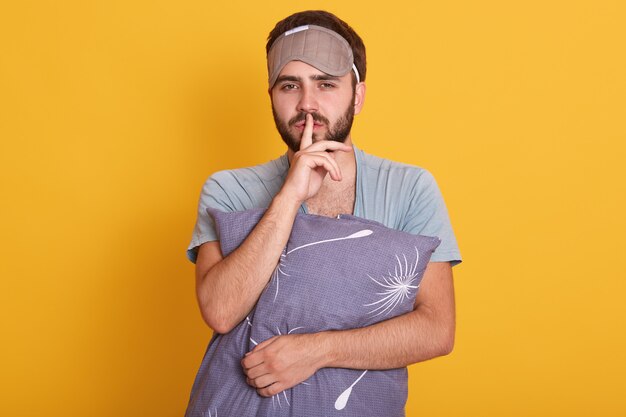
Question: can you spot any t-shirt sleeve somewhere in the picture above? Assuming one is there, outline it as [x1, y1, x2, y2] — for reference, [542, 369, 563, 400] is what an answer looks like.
[402, 170, 462, 266]
[186, 172, 236, 263]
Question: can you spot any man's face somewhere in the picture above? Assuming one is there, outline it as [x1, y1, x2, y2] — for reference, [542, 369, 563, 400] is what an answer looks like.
[270, 61, 360, 152]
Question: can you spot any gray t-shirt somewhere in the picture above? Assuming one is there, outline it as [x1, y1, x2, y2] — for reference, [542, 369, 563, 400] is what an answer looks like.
[187, 145, 461, 265]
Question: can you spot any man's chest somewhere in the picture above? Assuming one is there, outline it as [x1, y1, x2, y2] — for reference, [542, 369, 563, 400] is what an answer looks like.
[305, 181, 356, 218]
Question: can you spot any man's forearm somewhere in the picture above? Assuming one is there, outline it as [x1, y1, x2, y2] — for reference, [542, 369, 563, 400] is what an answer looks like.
[318, 304, 455, 370]
[196, 192, 300, 333]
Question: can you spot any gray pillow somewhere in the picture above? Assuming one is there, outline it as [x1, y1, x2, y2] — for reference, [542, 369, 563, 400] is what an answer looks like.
[184, 208, 441, 417]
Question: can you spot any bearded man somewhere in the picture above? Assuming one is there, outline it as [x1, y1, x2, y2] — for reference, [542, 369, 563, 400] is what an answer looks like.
[185, 10, 461, 417]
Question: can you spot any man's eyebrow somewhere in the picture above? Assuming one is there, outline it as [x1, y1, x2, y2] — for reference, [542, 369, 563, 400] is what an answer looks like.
[310, 74, 341, 81]
[275, 75, 302, 83]
[274, 74, 341, 84]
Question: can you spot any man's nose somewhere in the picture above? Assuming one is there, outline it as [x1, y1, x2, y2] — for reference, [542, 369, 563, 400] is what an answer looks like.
[297, 87, 318, 113]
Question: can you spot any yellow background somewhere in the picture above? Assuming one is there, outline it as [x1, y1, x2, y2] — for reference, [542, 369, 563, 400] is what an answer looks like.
[1, 0, 625, 415]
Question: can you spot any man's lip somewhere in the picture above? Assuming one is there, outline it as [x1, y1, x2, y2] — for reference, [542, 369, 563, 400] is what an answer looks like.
[294, 121, 325, 128]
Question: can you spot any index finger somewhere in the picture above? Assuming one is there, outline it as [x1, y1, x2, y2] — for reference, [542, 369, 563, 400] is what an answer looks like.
[299, 113, 314, 150]
[242, 336, 278, 368]
[241, 350, 264, 370]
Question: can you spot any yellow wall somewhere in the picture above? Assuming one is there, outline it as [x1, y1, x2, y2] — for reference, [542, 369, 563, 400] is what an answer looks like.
[1, 0, 625, 415]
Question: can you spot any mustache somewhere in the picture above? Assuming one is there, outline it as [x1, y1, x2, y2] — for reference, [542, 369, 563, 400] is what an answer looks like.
[288, 112, 330, 127]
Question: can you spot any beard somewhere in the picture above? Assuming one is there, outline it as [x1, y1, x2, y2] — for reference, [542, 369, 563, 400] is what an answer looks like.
[272, 101, 355, 153]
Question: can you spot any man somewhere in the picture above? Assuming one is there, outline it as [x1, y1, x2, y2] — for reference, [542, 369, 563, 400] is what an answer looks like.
[186, 10, 461, 416]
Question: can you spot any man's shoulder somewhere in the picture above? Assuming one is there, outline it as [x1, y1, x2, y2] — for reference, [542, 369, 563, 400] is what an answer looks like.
[209, 154, 289, 187]
[357, 147, 435, 184]
[200, 154, 290, 210]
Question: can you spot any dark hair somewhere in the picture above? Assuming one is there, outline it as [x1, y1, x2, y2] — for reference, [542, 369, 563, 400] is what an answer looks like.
[266, 10, 366, 84]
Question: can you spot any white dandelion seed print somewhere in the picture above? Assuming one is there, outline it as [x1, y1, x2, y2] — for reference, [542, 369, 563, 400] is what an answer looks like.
[364, 246, 422, 317]
[286, 229, 373, 255]
[270, 247, 289, 302]
[334, 370, 368, 410]
[271, 390, 290, 409]
[202, 408, 217, 417]
[270, 229, 373, 301]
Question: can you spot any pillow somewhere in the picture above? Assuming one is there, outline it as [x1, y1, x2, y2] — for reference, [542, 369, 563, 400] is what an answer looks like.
[185, 208, 441, 417]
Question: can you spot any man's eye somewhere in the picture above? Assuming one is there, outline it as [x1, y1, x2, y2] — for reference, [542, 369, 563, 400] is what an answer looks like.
[281, 84, 298, 90]
[320, 83, 335, 89]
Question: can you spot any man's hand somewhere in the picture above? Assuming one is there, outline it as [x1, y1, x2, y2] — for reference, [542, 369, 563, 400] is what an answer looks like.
[241, 333, 327, 397]
[280, 113, 352, 204]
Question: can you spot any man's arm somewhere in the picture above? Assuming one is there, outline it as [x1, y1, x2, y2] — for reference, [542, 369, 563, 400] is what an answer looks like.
[195, 114, 352, 333]
[242, 261, 455, 397]
[194, 194, 299, 334]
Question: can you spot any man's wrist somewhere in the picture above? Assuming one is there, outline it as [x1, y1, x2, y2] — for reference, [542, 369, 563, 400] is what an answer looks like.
[273, 188, 304, 210]
[314, 331, 339, 369]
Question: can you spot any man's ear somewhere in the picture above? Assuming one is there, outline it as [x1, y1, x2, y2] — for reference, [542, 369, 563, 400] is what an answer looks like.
[353, 82, 366, 115]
